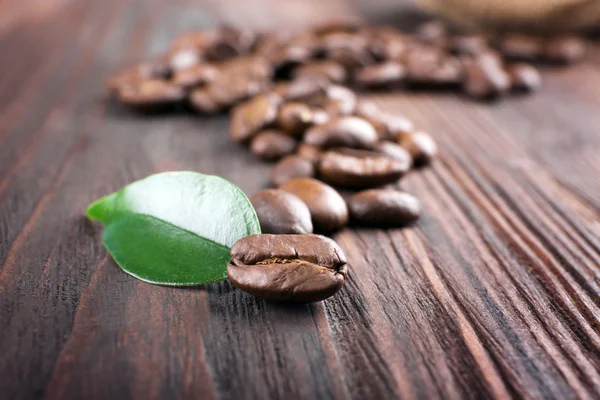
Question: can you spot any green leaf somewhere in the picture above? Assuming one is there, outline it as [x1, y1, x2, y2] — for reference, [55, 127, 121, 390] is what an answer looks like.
[87, 171, 260, 286]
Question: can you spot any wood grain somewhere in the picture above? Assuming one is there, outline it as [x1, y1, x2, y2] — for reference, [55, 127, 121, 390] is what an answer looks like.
[1, 0, 600, 399]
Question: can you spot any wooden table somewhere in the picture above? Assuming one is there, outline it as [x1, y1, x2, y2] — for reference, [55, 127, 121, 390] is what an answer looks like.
[2, 0, 600, 399]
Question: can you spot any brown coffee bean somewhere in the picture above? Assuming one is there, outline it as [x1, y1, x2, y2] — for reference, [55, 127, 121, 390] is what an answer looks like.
[463, 53, 510, 99]
[508, 63, 541, 92]
[355, 100, 414, 141]
[415, 20, 447, 44]
[355, 61, 407, 88]
[169, 48, 203, 72]
[250, 130, 297, 161]
[323, 32, 375, 69]
[250, 189, 313, 234]
[230, 93, 282, 143]
[277, 102, 314, 137]
[312, 21, 361, 36]
[169, 31, 215, 54]
[405, 47, 463, 86]
[304, 116, 378, 149]
[204, 25, 257, 61]
[227, 234, 347, 302]
[274, 78, 326, 101]
[317, 149, 408, 188]
[399, 131, 437, 166]
[544, 36, 586, 64]
[498, 34, 543, 61]
[321, 85, 357, 116]
[375, 141, 412, 169]
[293, 61, 348, 83]
[117, 79, 185, 111]
[172, 64, 219, 90]
[311, 109, 331, 125]
[271, 155, 316, 186]
[106, 59, 171, 95]
[188, 87, 222, 114]
[280, 178, 349, 232]
[349, 189, 421, 226]
[451, 35, 489, 56]
[296, 144, 322, 163]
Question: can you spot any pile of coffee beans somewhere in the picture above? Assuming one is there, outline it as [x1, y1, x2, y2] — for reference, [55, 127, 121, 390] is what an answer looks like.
[107, 21, 588, 302]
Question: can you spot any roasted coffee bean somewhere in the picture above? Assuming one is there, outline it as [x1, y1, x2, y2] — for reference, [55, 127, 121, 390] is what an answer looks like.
[172, 64, 219, 90]
[293, 61, 348, 83]
[545, 36, 586, 64]
[296, 144, 322, 163]
[508, 63, 541, 92]
[321, 85, 357, 116]
[250, 130, 297, 161]
[349, 189, 421, 226]
[304, 116, 378, 149]
[169, 31, 215, 53]
[311, 108, 331, 125]
[271, 155, 316, 186]
[277, 102, 314, 137]
[399, 131, 437, 166]
[188, 87, 222, 114]
[317, 149, 408, 188]
[451, 35, 489, 56]
[107, 59, 171, 95]
[355, 100, 414, 141]
[274, 78, 326, 101]
[208, 75, 270, 110]
[415, 20, 447, 44]
[280, 178, 349, 232]
[227, 234, 348, 302]
[250, 189, 313, 234]
[498, 34, 543, 61]
[323, 32, 375, 69]
[313, 21, 361, 36]
[169, 48, 203, 72]
[117, 79, 185, 111]
[204, 25, 257, 61]
[375, 141, 412, 168]
[463, 53, 510, 99]
[405, 48, 463, 87]
[230, 93, 282, 143]
[355, 61, 407, 89]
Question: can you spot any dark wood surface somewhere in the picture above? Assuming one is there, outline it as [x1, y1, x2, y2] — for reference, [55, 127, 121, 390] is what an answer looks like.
[2, 0, 600, 399]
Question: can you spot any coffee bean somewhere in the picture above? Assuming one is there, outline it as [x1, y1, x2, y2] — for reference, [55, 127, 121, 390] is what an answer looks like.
[274, 78, 326, 101]
[172, 64, 219, 90]
[406, 48, 463, 87]
[227, 234, 348, 302]
[296, 144, 322, 163]
[451, 35, 489, 56]
[277, 102, 314, 137]
[230, 93, 282, 143]
[323, 32, 375, 69]
[317, 149, 408, 188]
[271, 155, 316, 186]
[398, 131, 437, 166]
[498, 34, 543, 61]
[545, 36, 586, 64]
[415, 20, 447, 44]
[204, 25, 257, 61]
[313, 21, 361, 36]
[355, 100, 414, 141]
[355, 61, 407, 89]
[375, 141, 412, 169]
[463, 53, 510, 99]
[117, 79, 185, 112]
[508, 63, 541, 92]
[169, 48, 203, 72]
[188, 87, 222, 114]
[250, 130, 297, 161]
[107, 59, 171, 95]
[320, 85, 357, 116]
[280, 178, 349, 232]
[304, 116, 378, 149]
[250, 189, 313, 234]
[293, 60, 348, 83]
[349, 189, 421, 226]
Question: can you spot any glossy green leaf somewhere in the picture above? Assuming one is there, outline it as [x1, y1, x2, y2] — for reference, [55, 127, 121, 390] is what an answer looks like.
[87, 171, 261, 286]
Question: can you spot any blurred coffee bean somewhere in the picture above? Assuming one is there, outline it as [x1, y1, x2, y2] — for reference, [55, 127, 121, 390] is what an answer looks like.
[250, 129, 297, 161]
[399, 131, 438, 166]
[508, 63, 541, 92]
[280, 178, 349, 232]
[354, 100, 414, 141]
[106, 59, 171, 95]
[451, 35, 489, 56]
[188, 87, 222, 114]
[349, 189, 421, 226]
[318, 149, 408, 188]
[355, 61, 407, 89]
[321, 85, 357, 115]
[293, 61, 348, 83]
[545, 36, 586, 64]
[406, 47, 463, 87]
[375, 141, 412, 169]
[230, 93, 282, 143]
[204, 25, 257, 61]
[169, 48, 203, 72]
[271, 155, 316, 186]
[498, 34, 543, 61]
[304, 116, 378, 149]
[117, 79, 185, 112]
[463, 53, 511, 99]
[296, 144, 322, 163]
[312, 21, 361, 36]
[172, 64, 219, 90]
[274, 78, 326, 101]
[415, 20, 447, 44]
[277, 102, 314, 136]
[250, 189, 313, 234]
[322, 32, 375, 69]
